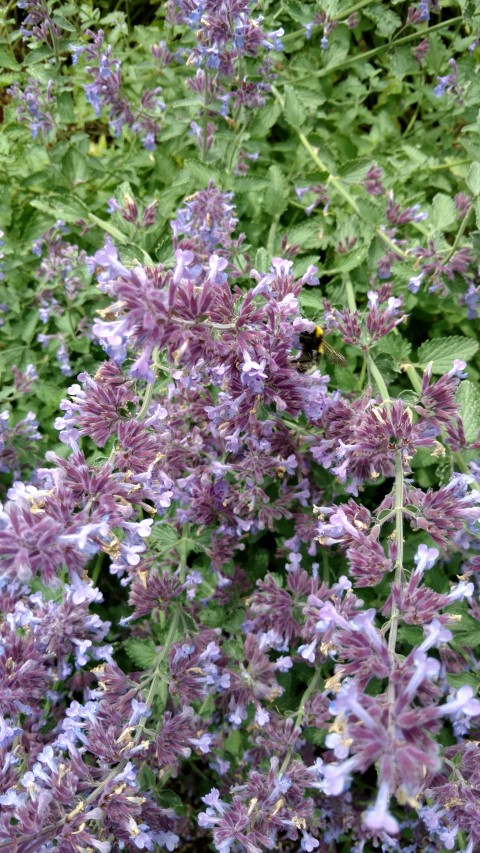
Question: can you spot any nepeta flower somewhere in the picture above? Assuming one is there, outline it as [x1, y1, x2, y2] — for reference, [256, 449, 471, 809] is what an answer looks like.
[71, 30, 164, 148]
[405, 476, 480, 548]
[55, 362, 138, 447]
[434, 58, 463, 100]
[8, 78, 56, 139]
[17, 0, 62, 46]
[0, 410, 41, 481]
[363, 165, 385, 196]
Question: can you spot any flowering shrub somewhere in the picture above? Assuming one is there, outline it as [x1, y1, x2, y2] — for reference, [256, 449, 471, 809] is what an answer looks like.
[1, 1, 480, 851]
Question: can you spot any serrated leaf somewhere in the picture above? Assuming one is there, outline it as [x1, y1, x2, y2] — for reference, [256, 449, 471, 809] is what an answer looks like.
[287, 221, 322, 250]
[376, 336, 412, 363]
[356, 198, 384, 227]
[124, 638, 157, 670]
[30, 194, 89, 224]
[158, 790, 186, 813]
[339, 159, 372, 182]
[254, 247, 271, 272]
[364, 7, 402, 36]
[20, 313, 39, 344]
[264, 165, 288, 215]
[467, 161, 480, 196]
[333, 244, 369, 272]
[224, 729, 242, 756]
[251, 101, 281, 137]
[456, 380, 480, 443]
[0, 47, 19, 71]
[445, 672, 479, 690]
[293, 254, 320, 277]
[303, 727, 327, 745]
[324, 28, 350, 68]
[233, 177, 269, 193]
[418, 336, 478, 374]
[429, 193, 457, 232]
[284, 85, 306, 127]
[184, 159, 220, 185]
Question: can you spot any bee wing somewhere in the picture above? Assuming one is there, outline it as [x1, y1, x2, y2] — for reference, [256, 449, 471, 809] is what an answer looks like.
[321, 340, 348, 368]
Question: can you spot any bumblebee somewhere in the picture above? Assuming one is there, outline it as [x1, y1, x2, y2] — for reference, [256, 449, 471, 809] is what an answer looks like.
[296, 326, 347, 372]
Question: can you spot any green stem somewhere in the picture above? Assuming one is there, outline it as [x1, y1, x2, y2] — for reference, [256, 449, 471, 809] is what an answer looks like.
[403, 363, 422, 393]
[312, 17, 462, 77]
[366, 352, 391, 408]
[386, 452, 405, 733]
[428, 158, 470, 172]
[279, 670, 320, 775]
[179, 523, 190, 584]
[344, 278, 357, 314]
[357, 357, 367, 391]
[267, 214, 280, 255]
[201, 68, 209, 163]
[90, 552, 104, 586]
[443, 204, 473, 266]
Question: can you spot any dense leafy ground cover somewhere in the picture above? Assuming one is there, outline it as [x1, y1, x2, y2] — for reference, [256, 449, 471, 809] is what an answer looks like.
[1, 0, 480, 850]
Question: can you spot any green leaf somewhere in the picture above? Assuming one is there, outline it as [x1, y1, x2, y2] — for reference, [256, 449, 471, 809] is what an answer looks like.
[364, 7, 402, 36]
[30, 194, 89, 224]
[376, 336, 412, 364]
[287, 221, 322, 250]
[251, 101, 281, 137]
[284, 85, 306, 127]
[303, 727, 327, 745]
[417, 336, 479, 374]
[339, 159, 372, 182]
[124, 638, 157, 670]
[293, 254, 320, 277]
[456, 380, 480, 443]
[264, 165, 288, 216]
[224, 729, 242, 757]
[445, 672, 479, 690]
[333, 244, 369, 272]
[157, 790, 186, 814]
[355, 198, 384, 227]
[233, 177, 269, 193]
[429, 193, 457, 232]
[0, 47, 19, 71]
[449, 613, 480, 648]
[476, 198, 480, 230]
[254, 247, 271, 272]
[184, 159, 220, 185]
[20, 312, 39, 345]
[200, 607, 225, 628]
[467, 161, 480, 196]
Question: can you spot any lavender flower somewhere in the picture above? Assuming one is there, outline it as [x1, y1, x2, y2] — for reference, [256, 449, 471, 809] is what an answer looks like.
[363, 165, 385, 196]
[17, 0, 62, 47]
[8, 78, 56, 139]
[434, 59, 463, 100]
[71, 30, 164, 148]
[0, 410, 41, 480]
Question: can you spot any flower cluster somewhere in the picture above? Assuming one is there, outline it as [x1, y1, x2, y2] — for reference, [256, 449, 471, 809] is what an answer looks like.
[7, 77, 56, 140]
[17, 0, 62, 47]
[0, 410, 41, 482]
[71, 30, 165, 149]
[28, 221, 92, 375]
[1, 175, 478, 852]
